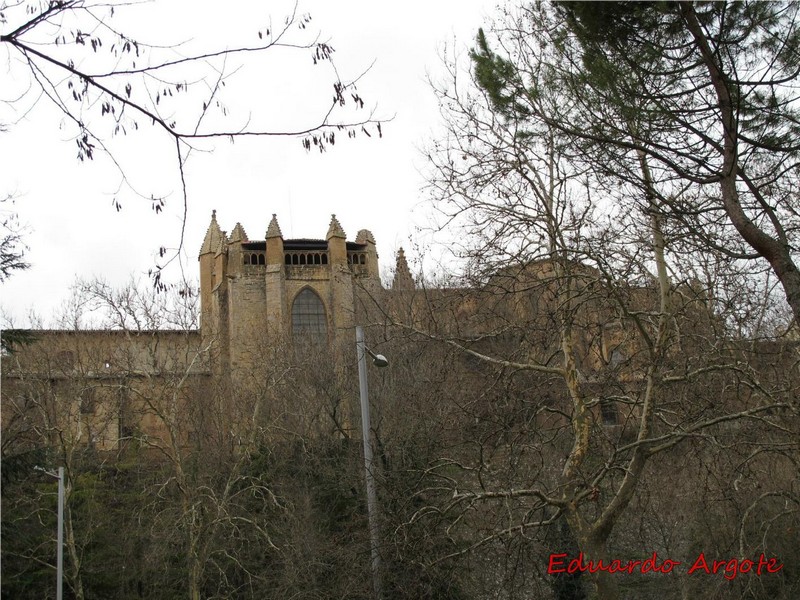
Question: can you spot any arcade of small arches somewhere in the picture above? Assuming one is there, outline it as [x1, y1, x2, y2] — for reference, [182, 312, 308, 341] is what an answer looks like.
[242, 251, 370, 267]
[243, 253, 266, 266]
[285, 252, 329, 266]
[347, 252, 368, 266]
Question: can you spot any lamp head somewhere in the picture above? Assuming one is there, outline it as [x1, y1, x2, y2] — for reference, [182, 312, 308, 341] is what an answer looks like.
[372, 354, 389, 368]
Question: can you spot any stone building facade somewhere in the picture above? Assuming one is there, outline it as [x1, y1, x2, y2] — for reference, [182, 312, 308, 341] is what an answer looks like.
[1, 212, 412, 452]
[3, 210, 672, 454]
[198, 211, 386, 383]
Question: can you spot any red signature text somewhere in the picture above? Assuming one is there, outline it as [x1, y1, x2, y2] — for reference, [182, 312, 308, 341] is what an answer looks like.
[547, 552, 784, 581]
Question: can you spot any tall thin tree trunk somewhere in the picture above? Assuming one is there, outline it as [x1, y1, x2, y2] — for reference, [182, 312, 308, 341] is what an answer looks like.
[680, 2, 800, 326]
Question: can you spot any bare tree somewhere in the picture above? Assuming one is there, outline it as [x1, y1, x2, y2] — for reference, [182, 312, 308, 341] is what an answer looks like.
[1, 277, 385, 598]
[471, 1, 800, 327]
[2, 327, 131, 598]
[0, 193, 32, 352]
[0, 194, 28, 282]
[1, 0, 382, 280]
[383, 35, 800, 599]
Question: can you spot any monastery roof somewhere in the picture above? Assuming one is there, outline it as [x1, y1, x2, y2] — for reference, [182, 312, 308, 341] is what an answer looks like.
[5, 329, 201, 335]
[239, 239, 370, 251]
[284, 238, 326, 244]
[204, 212, 376, 257]
[242, 241, 266, 251]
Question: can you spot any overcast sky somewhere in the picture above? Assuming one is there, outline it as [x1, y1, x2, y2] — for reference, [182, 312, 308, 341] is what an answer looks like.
[1, 0, 499, 327]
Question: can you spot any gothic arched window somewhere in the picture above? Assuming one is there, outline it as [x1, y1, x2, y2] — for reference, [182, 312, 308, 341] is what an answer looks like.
[292, 288, 327, 342]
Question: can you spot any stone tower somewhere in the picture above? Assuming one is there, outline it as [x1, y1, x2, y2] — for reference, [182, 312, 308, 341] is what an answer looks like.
[198, 211, 382, 383]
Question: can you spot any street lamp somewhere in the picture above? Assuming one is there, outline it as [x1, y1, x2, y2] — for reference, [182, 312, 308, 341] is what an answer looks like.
[356, 326, 388, 600]
[35, 465, 64, 600]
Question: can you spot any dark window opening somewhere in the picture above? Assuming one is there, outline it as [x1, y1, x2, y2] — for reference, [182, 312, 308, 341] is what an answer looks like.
[80, 388, 96, 414]
[348, 252, 367, 265]
[285, 252, 329, 266]
[600, 399, 618, 425]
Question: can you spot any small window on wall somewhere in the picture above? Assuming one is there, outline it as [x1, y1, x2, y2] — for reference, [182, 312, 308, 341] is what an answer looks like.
[600, 399, 618, 426]
[292, 288, 327, 342]
[80, 388, 96, 414]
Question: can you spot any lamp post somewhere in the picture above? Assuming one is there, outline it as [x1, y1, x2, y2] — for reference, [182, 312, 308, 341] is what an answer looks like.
[35, 465, 64, 600]
[356, 326, 388, 600]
